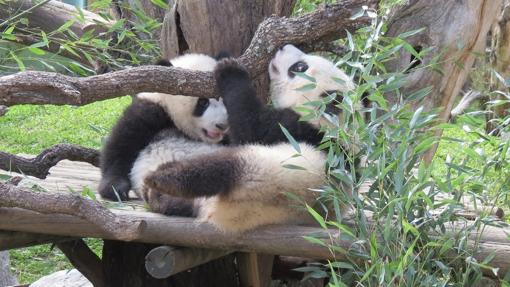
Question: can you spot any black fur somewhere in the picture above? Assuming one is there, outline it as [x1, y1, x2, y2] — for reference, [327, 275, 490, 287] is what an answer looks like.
[99, 98, 174, 201]
[145, 192, 196, 217]
[214, 58, 322, 146]
[155, 59, 173, 66]
[214, 50, 232, 61]
[144, 150, 243, 198]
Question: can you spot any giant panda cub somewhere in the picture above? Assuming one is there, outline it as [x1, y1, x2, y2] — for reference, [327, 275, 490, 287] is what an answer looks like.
[141, 44, 354, 232]
[98, 53, 229, 204]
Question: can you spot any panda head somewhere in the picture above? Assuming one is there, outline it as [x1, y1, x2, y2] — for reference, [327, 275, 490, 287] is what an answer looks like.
[138, 53, 229, 144]
[268, 44, 354, 111]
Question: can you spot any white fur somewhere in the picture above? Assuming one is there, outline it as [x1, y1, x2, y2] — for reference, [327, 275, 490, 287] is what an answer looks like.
[131, 130, 224, 197]
[269, 44, 354, 116]
[135, 46, 354, 233]
[197, 143, 326, 232]
[138, 53, 228, 144]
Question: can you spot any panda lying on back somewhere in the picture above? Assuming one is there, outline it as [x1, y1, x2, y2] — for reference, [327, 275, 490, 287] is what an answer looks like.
[140, 44, 354, 232]
[98, 53, 229, 201]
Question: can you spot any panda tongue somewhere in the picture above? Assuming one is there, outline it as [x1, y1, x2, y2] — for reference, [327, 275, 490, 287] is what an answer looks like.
[207, 130, 221, 139]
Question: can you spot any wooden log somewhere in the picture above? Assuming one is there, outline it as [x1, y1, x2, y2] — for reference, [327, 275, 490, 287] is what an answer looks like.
[102, 240, 239, 287]
[0, 183, 144, 241]
[145, 246, 231, 279]
[0, 207, 508, 277]
[56, 239, 105, 287]
[0, 0, 374, 107]
[237, 252, 274, 287]
[0, 230, 72, 251]
[0, 0, 109, 36]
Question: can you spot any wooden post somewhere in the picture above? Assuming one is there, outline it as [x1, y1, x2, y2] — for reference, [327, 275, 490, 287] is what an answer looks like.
[237, 252, 275, 287]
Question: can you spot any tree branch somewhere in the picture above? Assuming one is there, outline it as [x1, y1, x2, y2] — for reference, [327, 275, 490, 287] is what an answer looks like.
[57, 239, 105, 287]
[0, 0, 375, 106]
[0, 182, 145, 241]
[0, 144, 99, 179]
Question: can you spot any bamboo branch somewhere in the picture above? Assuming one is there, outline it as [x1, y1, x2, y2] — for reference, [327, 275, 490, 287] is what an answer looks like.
[0, 182, 144, 241]
[0, 144, 99, 179]
[0, 0, 374, 106]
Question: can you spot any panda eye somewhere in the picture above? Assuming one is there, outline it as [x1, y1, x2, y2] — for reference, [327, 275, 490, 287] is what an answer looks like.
[288, 61, 309, 77]
[193, 98, 210, 116]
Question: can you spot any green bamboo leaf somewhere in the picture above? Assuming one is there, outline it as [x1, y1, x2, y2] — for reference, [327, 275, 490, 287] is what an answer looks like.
[279, 124, 301, 153]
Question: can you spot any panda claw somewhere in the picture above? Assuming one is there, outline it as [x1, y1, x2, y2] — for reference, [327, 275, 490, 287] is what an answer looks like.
[98, 176, 131, 201]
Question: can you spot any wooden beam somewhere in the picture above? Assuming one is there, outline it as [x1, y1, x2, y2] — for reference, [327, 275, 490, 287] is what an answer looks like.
[57, 239, 105, 287]
[145, 246, 231, 279]
[0, 207, 508, 277]
[0, 230, 71, 251]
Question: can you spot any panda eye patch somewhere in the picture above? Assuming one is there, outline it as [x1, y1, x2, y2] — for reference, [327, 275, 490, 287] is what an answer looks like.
[193, 98, 210, 117]
[288, 61, 309, 78]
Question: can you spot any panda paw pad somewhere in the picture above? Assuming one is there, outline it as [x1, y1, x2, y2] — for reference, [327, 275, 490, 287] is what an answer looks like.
[214, 58, 250, 83]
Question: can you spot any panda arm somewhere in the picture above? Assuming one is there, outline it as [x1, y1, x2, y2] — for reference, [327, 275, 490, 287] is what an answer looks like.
[215, 59, 322, 146]
[98, 98, 173, 200]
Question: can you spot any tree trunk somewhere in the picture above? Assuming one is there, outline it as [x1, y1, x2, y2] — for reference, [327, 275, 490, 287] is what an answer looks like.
[385, 0, 503, 161]
[102, 1, 297, 286]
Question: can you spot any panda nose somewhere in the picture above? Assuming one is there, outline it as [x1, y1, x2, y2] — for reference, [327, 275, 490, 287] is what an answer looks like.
[215, 123, 228, 131]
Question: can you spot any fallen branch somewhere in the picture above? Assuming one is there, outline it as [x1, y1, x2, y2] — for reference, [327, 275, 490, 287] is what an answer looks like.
[0, 144, 99, 179]
[0, 0, 374, 106]
[0, 182, 144, 241]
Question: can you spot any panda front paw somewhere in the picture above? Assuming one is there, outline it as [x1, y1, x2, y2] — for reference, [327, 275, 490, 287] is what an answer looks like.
[214, 58, 251, 93]
[98, 176, 131, 201]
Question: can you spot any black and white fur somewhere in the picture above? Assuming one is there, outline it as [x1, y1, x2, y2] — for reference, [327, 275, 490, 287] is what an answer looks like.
[142, 45, 354, 232]
[99, 53, 229, 201]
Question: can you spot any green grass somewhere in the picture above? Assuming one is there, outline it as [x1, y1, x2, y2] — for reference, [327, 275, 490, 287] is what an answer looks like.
[0, 96, 131, 153]
[1, 98, 130, 284]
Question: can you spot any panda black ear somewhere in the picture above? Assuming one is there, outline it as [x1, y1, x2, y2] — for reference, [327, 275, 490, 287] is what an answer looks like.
[155, 59, 173, 67]
[215, 50, 232, 61]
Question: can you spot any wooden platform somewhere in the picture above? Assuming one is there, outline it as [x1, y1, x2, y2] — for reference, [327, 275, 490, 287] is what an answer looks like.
[0, 158, 140, 202]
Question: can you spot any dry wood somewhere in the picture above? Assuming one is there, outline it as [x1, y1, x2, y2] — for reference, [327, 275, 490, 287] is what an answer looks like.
[0, 183, 144, 241]
[0, 0, 108, 36]
[57, 239, 105, 287]
[0, 0, 111, 69]
[0, 230, 72, 251]
[0, 207, 508, 277]
[0, 0, 374, 107]
[385, 0, 503, 161]
[145, 246, 231, 279]
[162, 0, 297, 59]
[237, 252, 275, 287]
[0, 144, 99, 179]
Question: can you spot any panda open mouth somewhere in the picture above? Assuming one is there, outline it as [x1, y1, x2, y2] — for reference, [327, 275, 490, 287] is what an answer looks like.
[203, 128, 224, 140]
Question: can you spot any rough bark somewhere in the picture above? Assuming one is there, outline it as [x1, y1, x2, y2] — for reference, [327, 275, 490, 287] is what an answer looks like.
[0, 144, 99, 179]
[0, 182, 144, 241]
[0, 207, 508, 278]
[57, 239, 105, 287]
[0, 251, 17, 287]
[385, 0, 503, 161]
[161, 0, 297, 59]
[0, 0, 374, 107]
[0, 0, 111, 69]
[0, 0, 108, 36]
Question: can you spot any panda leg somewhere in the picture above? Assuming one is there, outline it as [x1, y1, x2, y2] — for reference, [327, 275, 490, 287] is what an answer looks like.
[144, 151, 243, 198]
